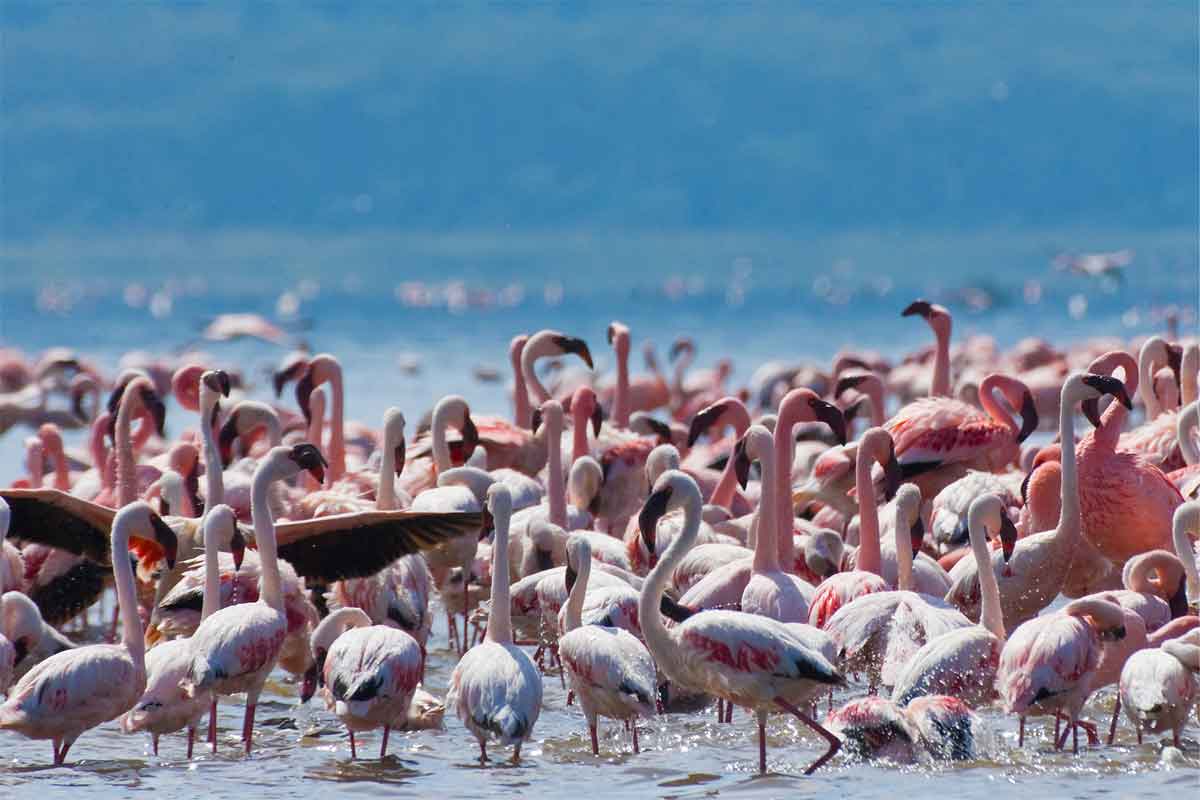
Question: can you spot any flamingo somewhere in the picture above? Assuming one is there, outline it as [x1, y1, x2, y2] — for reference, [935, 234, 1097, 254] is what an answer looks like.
[1121, 336, 1185, 471]
[2, 590, 75, 682]
[558, 534, 656, 754]
[184, 444, 326, 754]
[892, 493, 1013, 707]
[997, 595, 1128, 753]
[122, 504, 244, 757]
[0, 501, 177, 765]
[303, 606, 423, 759]
[637, 470, 845, 775]
[1167, 401, 1200, 498]
[900, 299, 953, 398]
[1119, 627, 1200, 747]
[1175, 501, 1200, 609]
[448, 484, 543, 763]
[684, 395, 753, 515]
[0, 496, 22, 594]
[601, 323, 669, 423]
[946, 372, 1132, 628]
[807, 427, 897, 629]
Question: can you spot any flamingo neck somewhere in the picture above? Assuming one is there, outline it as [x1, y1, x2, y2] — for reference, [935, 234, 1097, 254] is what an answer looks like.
[111, 512, 144, 665]
[672, 349, 692, 399]
[486, 504, 514, 644]
[563, 551, 590, 632]
[1174, 513, 1200, 604]
[512, 344, 531, 430]
[1178, 403, 1199, 466]
[969, 505, 1006, 640]
[89, 417, 110, 489]
[431, 404, 453, 475]
[571, 412, 589, 462]
[199, 393, 224, 508]
[752, 446, 779, 573]
[1183, 347, 1199, 406]
[773, 412, 800, 569]
[547, 411, 567, 528]
[932, 328, 951, 397]
[521, 346, 552, 406]
[115, 388, 142, 508]
[251, 465, 284, 613]
[47, 444, 70, 491]
[201, 518, 223, 620]
[306, 398, 326, 490]
[1056, 387, 1082, 549]
[710, 405, 751, 510]
[1139, 351, 1163, 419]
[978, 376, 1019, 437]
[637, 485, 701, 680]
[894, 505, 914, 592]
[614, 344, 631, 429]
[863, 375, 886, 427]
[377, 427, 398, 511]
[854, 449, 882, 576]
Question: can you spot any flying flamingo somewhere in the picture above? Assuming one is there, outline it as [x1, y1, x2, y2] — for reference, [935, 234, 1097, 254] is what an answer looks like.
[638, 470, 846, 775]
[558, 534, 656, 754]
[998, 595, 1128, 753]
[448, 484, 543, 763]
[892, 493, 1013, 707]
[185, 444, 327, 754]
[0, 501, 177, 765]
[122, 504, 244, 757]
[947, 372, 1132, 628]
[303, 606, 422, 759]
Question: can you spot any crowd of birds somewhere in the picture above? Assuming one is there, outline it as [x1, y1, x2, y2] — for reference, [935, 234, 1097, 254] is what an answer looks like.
[0, 301, 1197, 777]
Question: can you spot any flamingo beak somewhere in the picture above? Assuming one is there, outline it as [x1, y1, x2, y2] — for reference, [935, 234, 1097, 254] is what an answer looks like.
[300, 662, 318, 704]
[835, 374, 869, 398]
[1081, 397, 1102, 429]
[998, 514, 1017, 563]
[732, 435, 752, 489]
[1169, 574, 1190, 619]
[1020, 468, 1033, 505]
[644, 417, 672, 444]
[687, 400, 727, 447]
[606, 324, 616, 345]
[882, 446, 903, 502]
[530, 407, 543, 435]
[106, 383, 126, 416]
[1016, 390, 1038, 444]
[909, 516, 925, 560]
[590, 403, 603, 437]
[901, 299, 934, 319]
[558, 336, 594, 370]
[565, 563, 578, 593]
[272, 359, 307, 398]
[808, 397, 847, 445]
[290, 442, 328, 484]
[394, 441, 406, 477]
[638, 485, 672, 557]
[150, 512, 178, 570]
[230, 526, 246, 572]
[218, 411, 240, 467]
[295, 370, 316, 425]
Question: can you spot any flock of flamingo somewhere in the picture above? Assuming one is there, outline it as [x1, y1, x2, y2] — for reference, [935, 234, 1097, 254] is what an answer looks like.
[0, 303, 1197, 777]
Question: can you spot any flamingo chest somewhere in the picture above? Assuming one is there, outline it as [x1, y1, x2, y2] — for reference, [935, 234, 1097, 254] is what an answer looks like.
[237, 626, 287, 674]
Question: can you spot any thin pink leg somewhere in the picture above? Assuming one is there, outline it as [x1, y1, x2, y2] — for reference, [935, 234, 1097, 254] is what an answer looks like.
[1054, 714, 1063, 749]
[52, 738, 62, 766]
[1107, 696, 1120, 745]
[1078, 719, 1100, 746]
[187, 726, 195, 760]
[1072, 720, 1079, 754]
[717, 699, 725, 722]
[725, 702, 734, 724]
[758, 716, 767, 774]
[479, 740, 488, 764]
[380, 726, 390, 759]
[775, 698, 841, 776]
[57, 739, 72, 765]
[632, 721, 640, 754]
[349, 729, 357, 759]
[567, 690, 574, 706]
[242, 703, 256, 755]
[589, 722, 599, 755]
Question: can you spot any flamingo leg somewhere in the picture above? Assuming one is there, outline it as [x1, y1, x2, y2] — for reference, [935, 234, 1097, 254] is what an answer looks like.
[589, 722, 599, 755]
[479, 740, 488, 764]
[1072, 720, 1079, 754]
[775, 698, 841, 776]
[632, 721, 640, 754]
[52, 738, 62, 766]
[758, 714, 767, 774]
[242, 703, 256, 754]
[210, 699, 218, 750]
[1077, 719, 1100, 746]
[1137, 725, 1143, 745]
[380, 726, 390, 759]
[567, 690, 574, 706]
[461, 572, 470, 655]
[511, 742, 522, 765]
[153, 734, 160, 756]
[1018, 716, 1025, 747]
[717, 699, 725, 722]
[57, 738, 73, 765]
[1054, 714, 1062, 749]
[725, 702, 734, 724]
[349, 729, 357, 759]
[1107, 696, 1121, 745]
[187, 726, 195, 760]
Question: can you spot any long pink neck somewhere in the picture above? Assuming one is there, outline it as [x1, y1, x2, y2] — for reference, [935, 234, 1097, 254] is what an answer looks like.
[709, 401, 751, 510]
[49, 443, 70, 491]
[854, 445, 882, 575]
[932, 327, 951, 397]
[547, 409, 567, 527]
[752, 443, 779, 573]
[305, 396, 325, 490]
[511, 342, 531, 430]
[327, 370, 346, 482]
[571, 407, 590, 461]
[773, 397, 812, 569]
[614, 340, 631, 429]
[1091, 352, 1137, 451]
[116, 384, 146, 507]
[979, 375, 1020, 436]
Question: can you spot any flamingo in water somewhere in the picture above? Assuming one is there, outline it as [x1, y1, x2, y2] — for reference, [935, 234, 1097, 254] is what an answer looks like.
[0, 501, 178, 765]
[448, 484, 543, 763]
[638, 470, 846, 775]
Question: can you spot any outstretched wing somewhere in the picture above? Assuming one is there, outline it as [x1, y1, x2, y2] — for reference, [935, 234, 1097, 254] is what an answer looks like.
[0, 489, 113, 564]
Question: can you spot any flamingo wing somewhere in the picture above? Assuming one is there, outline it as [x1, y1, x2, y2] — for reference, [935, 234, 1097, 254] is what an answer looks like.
[0, 489, 113, 563]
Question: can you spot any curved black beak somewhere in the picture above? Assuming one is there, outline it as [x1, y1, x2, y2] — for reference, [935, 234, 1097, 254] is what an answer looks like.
[835, 374, 869, 398]
[554, 335, 594, 370]
[203, 369, 232, 398]
[300, 661, 319, 704]
[149, 512, 178, 570]
[461, 412, 480, 453]
[638, 485, 672, 557]
[394, 441, 406, 477]
[530, 407, 543, 435]
[565, 562, 578, 593]
[732, 435, 752, 489]
[218, 411, 240, 468]
[668, 338, 690, 361]
[290, 442, 328, 485]
[882, 445, 903, 502]
[998, 514, 1018, 563]
[295, 370, 316, 425]
[106, 383, 126, 416]
[687, 400, 727, 447]
[1082, 373, 1132, 428]
[808, 397, 848, 446]
[909, 515, 925, 560]
[1016, 390, 1038, 444]
[659, 594, 695, 623]
[606, 323, 617, 345]
[644, 417, 672, 444]
[230, 525, 246, 572]
[273, 359, 307, 398]
[1020, 467, 1034, 506]
[590, 403, 603, 437]
[902, 299, 933, 319]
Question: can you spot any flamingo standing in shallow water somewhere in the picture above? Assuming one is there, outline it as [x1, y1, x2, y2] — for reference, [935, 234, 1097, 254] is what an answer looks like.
[638, 470, 846, 775]
[448, 484, 543, 763]
[0, 501, 177, 764]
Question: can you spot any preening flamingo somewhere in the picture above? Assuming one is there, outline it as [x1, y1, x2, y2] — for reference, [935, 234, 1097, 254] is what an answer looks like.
[637, 470, 845, 775]
[1119, 627, 1200, 747]
[558, 534, 656, 754]
[1, 590, 75, 682]
[448, 484, 543, 763]
[0, 501, 177, 765]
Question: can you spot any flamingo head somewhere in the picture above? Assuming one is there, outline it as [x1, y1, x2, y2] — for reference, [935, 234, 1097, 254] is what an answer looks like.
[687, 398, 731, 447]
[901, 299, 951, 338]
[805, 394, 848, 446]
[287, 442, 328, 485]
[1080, 373, 1133, 428]
[201, 368, 231, 418]
[106, 378, 166, 440]
[638, 482, 673, 561]
[668, 337, 694, 362]
[552, 334, 594, 370]
[1169, 570, 1190, 620]
[301, 649, 326, 703]
[731, 433, 752, 489]
[606, 321, 630, 357]
[272, 352, 309, 398]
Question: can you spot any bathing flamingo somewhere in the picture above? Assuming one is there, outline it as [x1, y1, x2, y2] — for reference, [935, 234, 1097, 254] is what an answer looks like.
[0, 501, 177, 765]
[448, 484, 543, 763]
[638, 470, 846, 775]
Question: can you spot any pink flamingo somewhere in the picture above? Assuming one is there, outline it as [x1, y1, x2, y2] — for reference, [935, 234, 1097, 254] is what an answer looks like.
[1119, 626, 1200, 747]
[1167, 401, 1199, 498]
[807, 428, 895, 629]
[0, 496, 23, 594]
[303, 606, 423, 759]
[0, 501, 177, 765]
[600, 324, 670, 422]
[901, 299, 953, 397]
[684, 395, 753, 514]
[638, 470, 845, 775]
[892, 493, 1013, 707]
[825, 694, 980, 762]
[185, 444, 326, 754]
[448, 484, 543, 763]
[947, 373, 1131, 628]
[1120, 336, 1185, 471]
[558, 534, 657, 755]
[509, 334, 532, 429]
[998, 595, 1128, 753]
[122, 504, 243, 757]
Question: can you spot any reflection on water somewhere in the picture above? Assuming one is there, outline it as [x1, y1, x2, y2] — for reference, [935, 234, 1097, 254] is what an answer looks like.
[1, 594, 1195, 799]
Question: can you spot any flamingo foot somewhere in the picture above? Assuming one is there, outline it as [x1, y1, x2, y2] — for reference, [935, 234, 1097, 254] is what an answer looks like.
[567, 690, 574, 706]
[511, 743, 522, 765]
[775, 698, 840, 776]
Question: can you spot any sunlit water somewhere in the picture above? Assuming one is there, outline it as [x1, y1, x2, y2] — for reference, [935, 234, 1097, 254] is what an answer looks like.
[1, 230, 1198, 794]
